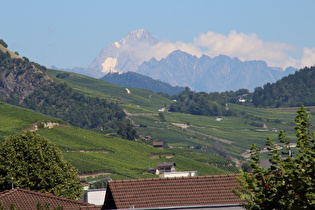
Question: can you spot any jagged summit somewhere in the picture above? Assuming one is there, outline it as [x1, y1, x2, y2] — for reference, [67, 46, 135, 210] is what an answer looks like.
[88, 29, 160, 76]
[118, 29, 158, 46]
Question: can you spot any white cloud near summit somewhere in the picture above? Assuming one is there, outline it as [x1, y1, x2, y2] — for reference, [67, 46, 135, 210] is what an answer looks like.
[301, 47, 315, 68]
[113, 30, 314, 70]
[193, 30, 301, 69]
[141, 30, 314, 69]
[128, 40, 202, 63]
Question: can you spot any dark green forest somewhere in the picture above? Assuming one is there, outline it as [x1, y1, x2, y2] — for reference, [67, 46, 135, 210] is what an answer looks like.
[169, 87, 251, 116]
[20, 83, 126, 130]
[252, 66, 315, 107]
[101, 71, 185, 95]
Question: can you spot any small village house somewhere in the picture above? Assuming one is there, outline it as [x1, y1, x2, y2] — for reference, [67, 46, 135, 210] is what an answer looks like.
[152, 141, 164, 149]
[156, 162, 176, 173]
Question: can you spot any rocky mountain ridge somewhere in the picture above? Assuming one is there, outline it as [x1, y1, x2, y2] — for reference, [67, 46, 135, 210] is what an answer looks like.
[55, 29, 297, 92]
[137, 50, 296, 92]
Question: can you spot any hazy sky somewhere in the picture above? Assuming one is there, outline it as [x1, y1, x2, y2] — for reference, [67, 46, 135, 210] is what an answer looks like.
[1, 0, 314, 69]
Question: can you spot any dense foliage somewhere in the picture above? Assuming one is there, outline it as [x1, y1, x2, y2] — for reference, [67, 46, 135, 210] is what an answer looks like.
[117, 121, 138, 140]
[21, 82, 125, 130]
[169, 87, 249, 116]
[252, 66, 315, 107]
[0, 131, 83, 199]
[0, 39, 8, 48]
[101, 71, 185, 95]
[234, 106, 315, 209]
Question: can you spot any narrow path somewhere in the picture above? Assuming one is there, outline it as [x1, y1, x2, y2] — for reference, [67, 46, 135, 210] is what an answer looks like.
[186, 128, 234, 144]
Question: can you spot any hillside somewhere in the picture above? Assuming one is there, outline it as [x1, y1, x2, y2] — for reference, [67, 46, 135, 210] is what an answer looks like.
[0, 44, 21, 59]
[0, 50, 125, 131]
[46, 69, 173, 112]
[252, 66, 315, 107]
[0, 55, 51, 101]
[46, 68, 306, 166]
[101, 71, 184, 95]
[0, 102, 236, 179]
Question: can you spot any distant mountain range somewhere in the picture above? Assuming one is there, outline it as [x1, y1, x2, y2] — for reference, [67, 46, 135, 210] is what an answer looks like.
[137, 50, 296, 92]
[53, 29, 297, 92]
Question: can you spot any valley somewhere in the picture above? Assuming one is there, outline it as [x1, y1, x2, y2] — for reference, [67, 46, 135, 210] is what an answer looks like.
[1, 41, 314, 182]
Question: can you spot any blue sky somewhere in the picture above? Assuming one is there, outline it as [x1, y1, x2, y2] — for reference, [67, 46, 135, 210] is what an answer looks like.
[0, 0, 314, 69]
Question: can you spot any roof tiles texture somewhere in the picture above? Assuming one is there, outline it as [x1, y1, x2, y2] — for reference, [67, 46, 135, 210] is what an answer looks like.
[103, 174, 243, 209]
[0, 188, 101, 210]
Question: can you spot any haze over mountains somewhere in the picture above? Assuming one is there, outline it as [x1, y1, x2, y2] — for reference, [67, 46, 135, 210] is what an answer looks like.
[56, 29, 297, 92]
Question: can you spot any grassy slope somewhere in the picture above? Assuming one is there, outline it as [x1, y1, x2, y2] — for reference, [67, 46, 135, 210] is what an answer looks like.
[0, 102, 63, 141]
[46, 69, 172, 112]
[0, 102, 231, 179]
[46, 69, 308, 161]
[0, 45, 21, 59]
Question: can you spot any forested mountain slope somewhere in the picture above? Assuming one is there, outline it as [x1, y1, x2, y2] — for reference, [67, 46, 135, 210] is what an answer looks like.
[101, 71, 184, 95]
[0, 46, 125, 131]
[252, 66, 315, 107]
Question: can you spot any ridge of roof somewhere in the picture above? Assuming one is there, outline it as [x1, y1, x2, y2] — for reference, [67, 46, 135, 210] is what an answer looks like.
[0, 187, 101, 209]
[0, 187, 93, 205]
[108, 173, 240, 183]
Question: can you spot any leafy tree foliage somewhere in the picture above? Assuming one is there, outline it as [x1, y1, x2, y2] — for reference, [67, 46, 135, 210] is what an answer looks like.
[0, 131, 83, 199]
[234, 106, 315, 209]
[22, 82, 126, 130]
[0, 39, 8, 48]
[0, 49, 10, 62]
[252, 66, 315, 107]
[117, 121, 138, 140]
[169, 87, 238, 116]
[158, 112, 166, 122]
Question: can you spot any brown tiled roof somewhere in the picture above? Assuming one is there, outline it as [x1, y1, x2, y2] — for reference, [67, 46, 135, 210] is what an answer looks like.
[152, 142, 163, 146]
[102, 174, 244, 209]
[156, 162, 175, 167]
[0, 188, 101, 210]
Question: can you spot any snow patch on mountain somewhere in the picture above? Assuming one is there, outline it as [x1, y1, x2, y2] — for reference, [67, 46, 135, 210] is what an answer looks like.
[114, 42, 121, 48]
[102, 57, 118, 74]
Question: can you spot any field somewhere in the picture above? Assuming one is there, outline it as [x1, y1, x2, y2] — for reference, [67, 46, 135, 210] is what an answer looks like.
[0, 102, 237, 179]
[0, 102, 64, 141]
[46, 69, 311, 164]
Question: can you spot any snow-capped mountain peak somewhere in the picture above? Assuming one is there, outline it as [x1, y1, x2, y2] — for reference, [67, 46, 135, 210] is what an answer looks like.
[119, 29, 158, 45]
[87, 29, 160, 76]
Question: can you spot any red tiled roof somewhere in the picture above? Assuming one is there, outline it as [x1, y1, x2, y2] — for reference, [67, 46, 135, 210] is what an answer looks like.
[0, 188, 101, 210]
[102, 174, 244, 209]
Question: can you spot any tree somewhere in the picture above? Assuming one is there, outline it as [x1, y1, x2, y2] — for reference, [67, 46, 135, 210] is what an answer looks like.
[0, 39, 8, 48]
[117, 121, 138, 140]
[0, 131, 83, 199]
[233, 106, 315, 209]
[158, 112, 166, 122]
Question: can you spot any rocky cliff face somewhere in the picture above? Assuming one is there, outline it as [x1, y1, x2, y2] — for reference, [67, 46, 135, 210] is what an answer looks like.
[0, 58, 52, 102]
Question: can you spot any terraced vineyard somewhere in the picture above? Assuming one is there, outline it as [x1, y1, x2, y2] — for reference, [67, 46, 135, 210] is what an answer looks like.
[0, 101, 238, 179]
[46, 69, 310, 166]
